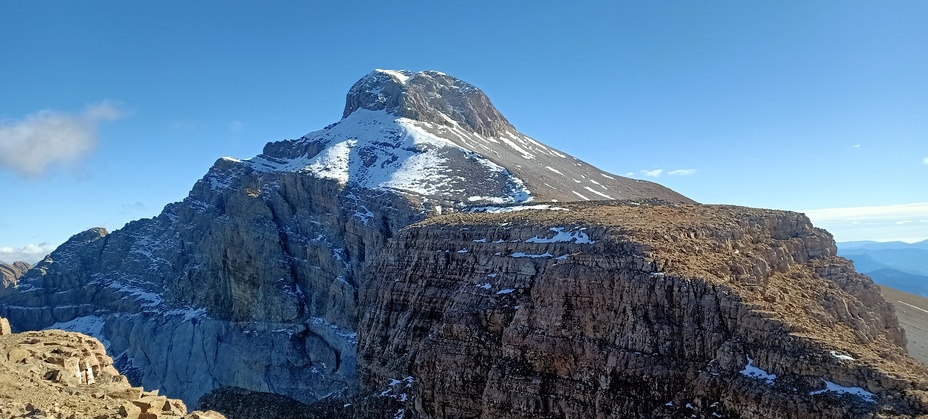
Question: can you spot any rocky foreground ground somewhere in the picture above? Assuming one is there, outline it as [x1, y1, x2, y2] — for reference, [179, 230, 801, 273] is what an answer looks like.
[0, 317, 224, 419]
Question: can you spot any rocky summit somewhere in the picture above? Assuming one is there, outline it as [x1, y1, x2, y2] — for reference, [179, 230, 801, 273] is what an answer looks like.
[1, 261, 30, 292]
[0, 70, 925, 418]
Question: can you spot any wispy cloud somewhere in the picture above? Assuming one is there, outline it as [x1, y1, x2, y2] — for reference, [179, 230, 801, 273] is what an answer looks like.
[0, 243, 56, 264]
[801, 203, 928, 242]
[851, 144, 861, 149]
[639, 168, 695, 177]
[923, 156, 928, 165]
[0, 101, 124, 177]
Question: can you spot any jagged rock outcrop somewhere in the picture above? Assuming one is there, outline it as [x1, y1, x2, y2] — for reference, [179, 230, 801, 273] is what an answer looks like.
[1, 260, 31, 291]
[0, 317, 225, 419]
[359, 202, 928, 418]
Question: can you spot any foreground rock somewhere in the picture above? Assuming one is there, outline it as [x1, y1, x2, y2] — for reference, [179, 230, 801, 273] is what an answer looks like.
[360, 202, 928, 418]
[0, 318, 224, 419]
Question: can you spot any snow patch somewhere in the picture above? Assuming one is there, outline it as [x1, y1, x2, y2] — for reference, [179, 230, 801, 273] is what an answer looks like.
[376, 69, 410, 84]
[830, 351, 855, 361]
[496, 288, 515, 295]
[46, 316, 109, 348]
[511, 252, 553, 258]
[525, 227, 594, 244]
[571, 191, 590, 201]
[740, 356, 776, 384]
[165, 307, 208, 322]
[467, 204, 567, 213]
[583, 186, 614, 199]
[810, 379, 875, 402]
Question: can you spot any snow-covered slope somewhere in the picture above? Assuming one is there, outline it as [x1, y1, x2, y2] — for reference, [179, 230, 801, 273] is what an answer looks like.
[247, 69, 693, 207]
[241, 109, 530, 205]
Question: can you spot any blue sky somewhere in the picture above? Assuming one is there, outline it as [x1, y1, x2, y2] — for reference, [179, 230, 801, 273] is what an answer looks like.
[1, 1, 926, 263]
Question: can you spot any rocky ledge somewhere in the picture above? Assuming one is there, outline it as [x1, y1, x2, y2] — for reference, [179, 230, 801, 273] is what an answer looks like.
[359, 202, 928, 418]
[0, 317, 225, 419]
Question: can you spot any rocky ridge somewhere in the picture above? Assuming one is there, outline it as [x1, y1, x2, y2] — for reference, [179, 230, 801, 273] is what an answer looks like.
[359, 202, 928, 418]
[0, 317, 224, 419]
[1, 260, 31, 291]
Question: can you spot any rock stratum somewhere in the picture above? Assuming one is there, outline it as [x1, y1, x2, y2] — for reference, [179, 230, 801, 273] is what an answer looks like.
[360, 203, 928, 418]
[0, 70, 925, 418]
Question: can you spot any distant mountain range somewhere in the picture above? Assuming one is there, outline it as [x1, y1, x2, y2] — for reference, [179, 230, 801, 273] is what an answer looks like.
[837, 240, 928, 298]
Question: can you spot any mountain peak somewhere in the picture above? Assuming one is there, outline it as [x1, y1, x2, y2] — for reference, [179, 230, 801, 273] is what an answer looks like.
[343, 69, 514, 137]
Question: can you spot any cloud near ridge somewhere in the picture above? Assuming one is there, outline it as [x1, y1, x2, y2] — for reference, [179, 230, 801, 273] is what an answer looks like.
[639, 168, 696, 177]
[0, 243, 56, 264]
[801, 203, 928, 242]
[0, 101, 124, 177]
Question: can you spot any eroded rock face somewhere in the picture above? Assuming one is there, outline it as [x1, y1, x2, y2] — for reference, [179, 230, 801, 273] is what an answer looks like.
[0, 261, 31, 292]
[359, 203, 928, 418]
[0, 317, 225, 419]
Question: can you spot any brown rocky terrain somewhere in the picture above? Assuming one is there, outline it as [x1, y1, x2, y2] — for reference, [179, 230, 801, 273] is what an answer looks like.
[882, 285, 928, 366]
[0, 317, 225, 419]
[360, 201, 928, 418]
[1, 261, 30, 291]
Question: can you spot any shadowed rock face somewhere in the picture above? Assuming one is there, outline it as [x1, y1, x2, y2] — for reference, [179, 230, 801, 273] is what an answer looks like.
[359, 203, 928, 418]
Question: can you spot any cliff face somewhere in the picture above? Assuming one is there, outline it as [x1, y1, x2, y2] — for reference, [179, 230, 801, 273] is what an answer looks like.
[1, 168, 418, 405]
[359, 203, 928, 418]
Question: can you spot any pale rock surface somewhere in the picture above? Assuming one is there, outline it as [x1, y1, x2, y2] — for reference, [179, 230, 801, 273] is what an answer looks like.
[0, 261, 31, 292]
[0, 317, 225, 419]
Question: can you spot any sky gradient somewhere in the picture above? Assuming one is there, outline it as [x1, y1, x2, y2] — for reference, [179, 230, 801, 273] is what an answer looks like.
[2, 1, 926, 263]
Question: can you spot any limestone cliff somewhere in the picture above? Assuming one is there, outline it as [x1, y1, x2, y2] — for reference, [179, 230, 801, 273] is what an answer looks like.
[359, 202, 928, 418]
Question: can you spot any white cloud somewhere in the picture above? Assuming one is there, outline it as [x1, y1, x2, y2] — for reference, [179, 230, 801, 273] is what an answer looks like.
[0, 101, 124, 177]
[801, 203, 928, 242]
[641, 169, 663, 177]
[624, 172, 634, 177]
[667, 169, 696, 176]
[0, 243, 56, 264]
[923, 156, 928, 165]
[851, 144, 861, 149]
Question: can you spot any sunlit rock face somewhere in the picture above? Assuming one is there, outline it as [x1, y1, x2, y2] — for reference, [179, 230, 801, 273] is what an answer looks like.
[360, 203, 927, 418]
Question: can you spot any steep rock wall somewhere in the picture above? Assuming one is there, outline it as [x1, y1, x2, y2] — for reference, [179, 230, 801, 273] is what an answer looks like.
[1, 158, 422, 405]
[359, 203, 928, 418]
